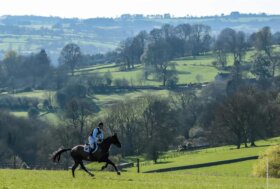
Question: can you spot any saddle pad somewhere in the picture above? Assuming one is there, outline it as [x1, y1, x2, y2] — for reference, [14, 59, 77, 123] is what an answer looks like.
[84, 144, 98, 153]
[84, 144, 90, 153]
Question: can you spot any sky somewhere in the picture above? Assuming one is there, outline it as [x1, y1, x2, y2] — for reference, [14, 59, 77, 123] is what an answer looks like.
[0, 0, 280, 18]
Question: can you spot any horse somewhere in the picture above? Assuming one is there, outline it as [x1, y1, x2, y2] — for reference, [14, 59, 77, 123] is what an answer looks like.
[51, 133, 121, 177]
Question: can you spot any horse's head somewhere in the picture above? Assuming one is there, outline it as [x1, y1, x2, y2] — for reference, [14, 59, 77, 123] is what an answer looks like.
[111, 133, 121, 148]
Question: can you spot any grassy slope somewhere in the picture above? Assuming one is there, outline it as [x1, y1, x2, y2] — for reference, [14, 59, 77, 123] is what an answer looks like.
[74, 48, 260, 86]
[94, 89, 169, 107]
[75, 54, 220, 86]
[0, 138, 280, 189]
[125, 137, 280, 175]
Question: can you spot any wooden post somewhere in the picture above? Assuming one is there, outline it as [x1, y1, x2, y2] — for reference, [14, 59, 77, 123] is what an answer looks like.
[266, 158, 269, 189]
[137, 158, 140, 173]
[13, 153, 16, 169]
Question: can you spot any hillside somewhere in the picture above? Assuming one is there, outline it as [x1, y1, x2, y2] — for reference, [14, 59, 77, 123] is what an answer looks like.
[1, 13, 280, 63]
[124, 137, 280, 175]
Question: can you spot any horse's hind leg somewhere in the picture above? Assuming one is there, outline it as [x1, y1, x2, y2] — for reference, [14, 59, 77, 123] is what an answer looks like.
[79, 161, 94, 177]
[72, 161, 79, 178]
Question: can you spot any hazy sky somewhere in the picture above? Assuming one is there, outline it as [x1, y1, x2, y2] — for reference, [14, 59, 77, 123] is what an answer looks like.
[0, 0, 280, 18]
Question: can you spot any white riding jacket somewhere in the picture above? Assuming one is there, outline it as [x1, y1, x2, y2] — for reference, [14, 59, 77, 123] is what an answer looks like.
[88, 127, 104, 148]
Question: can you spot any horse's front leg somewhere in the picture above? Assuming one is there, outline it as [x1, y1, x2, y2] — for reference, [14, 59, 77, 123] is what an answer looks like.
[106, 159, 121, 175]
[79, 161, 94, 177]
[101, 162, 109, 171]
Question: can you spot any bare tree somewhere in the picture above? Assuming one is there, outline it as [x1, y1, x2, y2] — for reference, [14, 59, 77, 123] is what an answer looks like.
[65, 98, 98, 143]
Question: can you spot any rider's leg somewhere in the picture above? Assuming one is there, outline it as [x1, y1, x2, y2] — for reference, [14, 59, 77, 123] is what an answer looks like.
[89, 142, 97, 159]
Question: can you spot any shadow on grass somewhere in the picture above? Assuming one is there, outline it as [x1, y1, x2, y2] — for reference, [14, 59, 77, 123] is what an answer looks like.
[177, 70, 191, 74]
[229, 144, 271, 150]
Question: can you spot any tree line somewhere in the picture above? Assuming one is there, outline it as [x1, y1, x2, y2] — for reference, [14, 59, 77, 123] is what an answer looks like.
[1, 24, 280, 91]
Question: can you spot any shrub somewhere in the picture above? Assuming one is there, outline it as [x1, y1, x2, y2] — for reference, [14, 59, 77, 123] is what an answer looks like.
[166, 76, 178, 88]
[103, 71, 112, 86]
[252, 145, 280, 178]
[189, 127, 205, 138]
[28, 107, 40, 119]
[0, 96, 39, 110]
[113, 78, 129, 87]
[56, 83, 87, 108]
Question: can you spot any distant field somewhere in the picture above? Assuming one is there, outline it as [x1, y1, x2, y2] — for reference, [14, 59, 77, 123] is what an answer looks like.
[10, 89, 170, 122]
[94, 89, 169, 107]
[8, 47, 280, 120]
[75, 54, 221, 86]
[13, 90, 55, 99]
[10, 111, 28, 118]
[74, 49, 266, 86]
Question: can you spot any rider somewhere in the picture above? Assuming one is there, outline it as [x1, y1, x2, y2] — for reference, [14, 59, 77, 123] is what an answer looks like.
[88, 122, 105, 155]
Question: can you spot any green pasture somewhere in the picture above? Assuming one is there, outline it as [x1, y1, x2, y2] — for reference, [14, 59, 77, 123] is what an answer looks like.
[1, 137, 280, 189]
[75, 54, 221, 86]
[1, 169, 280, 189]
[0, 128, 279, 189]
[13, 90, 55, 99]
[125, 137, 280, 175]
[94, 89, 169, 107]
[10, 111, 28, 118]
[74, 49, 265, 86]
[10, 89, 169, 121]
[39, 112, 61, 125]
[10, 111, 60, 124]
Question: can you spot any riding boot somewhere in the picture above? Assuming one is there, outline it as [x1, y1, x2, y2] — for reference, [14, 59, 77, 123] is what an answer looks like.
[89, 148, 95, 160]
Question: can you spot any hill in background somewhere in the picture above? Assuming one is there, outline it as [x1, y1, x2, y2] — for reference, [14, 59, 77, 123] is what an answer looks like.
[1, 12, 280, 64]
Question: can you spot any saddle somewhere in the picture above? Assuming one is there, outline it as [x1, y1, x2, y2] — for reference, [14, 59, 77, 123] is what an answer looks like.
[84, 144, 99, 154]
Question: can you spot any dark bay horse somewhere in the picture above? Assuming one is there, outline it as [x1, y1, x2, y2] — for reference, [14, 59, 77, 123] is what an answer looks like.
[51, 133, 121, 177]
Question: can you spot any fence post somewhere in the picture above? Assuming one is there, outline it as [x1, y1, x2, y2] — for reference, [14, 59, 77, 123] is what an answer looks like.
[13, 153, 16, 169]
[137, 158, 140, 173]
[266, 158, 269, 189]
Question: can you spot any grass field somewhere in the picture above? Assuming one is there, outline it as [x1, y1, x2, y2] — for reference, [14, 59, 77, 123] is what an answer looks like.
[0, 137, 280, 189]
[94, 89, 169, 107]
[125, 137, 280, 174]
[74, 54, 221, 86]
[74, 50, 262, 86]
[13, 90, 55, 99]
[1, 170, 280, 189]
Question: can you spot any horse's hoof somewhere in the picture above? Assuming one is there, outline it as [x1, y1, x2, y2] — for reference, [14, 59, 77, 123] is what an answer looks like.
[117, 172, 121, 175]
[90, 174, 95, 177]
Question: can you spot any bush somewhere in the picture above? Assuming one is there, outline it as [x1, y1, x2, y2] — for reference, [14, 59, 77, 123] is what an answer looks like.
[0, 96, 39, 110]
[113, 78, 129, 87]
[56, 83, 87, 108]
[189, 127, 205, 138]
[103, 71, 112, 86]
[166, 76, 178, 88]
[252, 145, 280, 178]
[28, 107, 40, 119]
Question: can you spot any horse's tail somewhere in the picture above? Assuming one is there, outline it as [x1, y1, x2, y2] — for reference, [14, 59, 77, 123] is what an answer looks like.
[51, 148, 71, 163]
